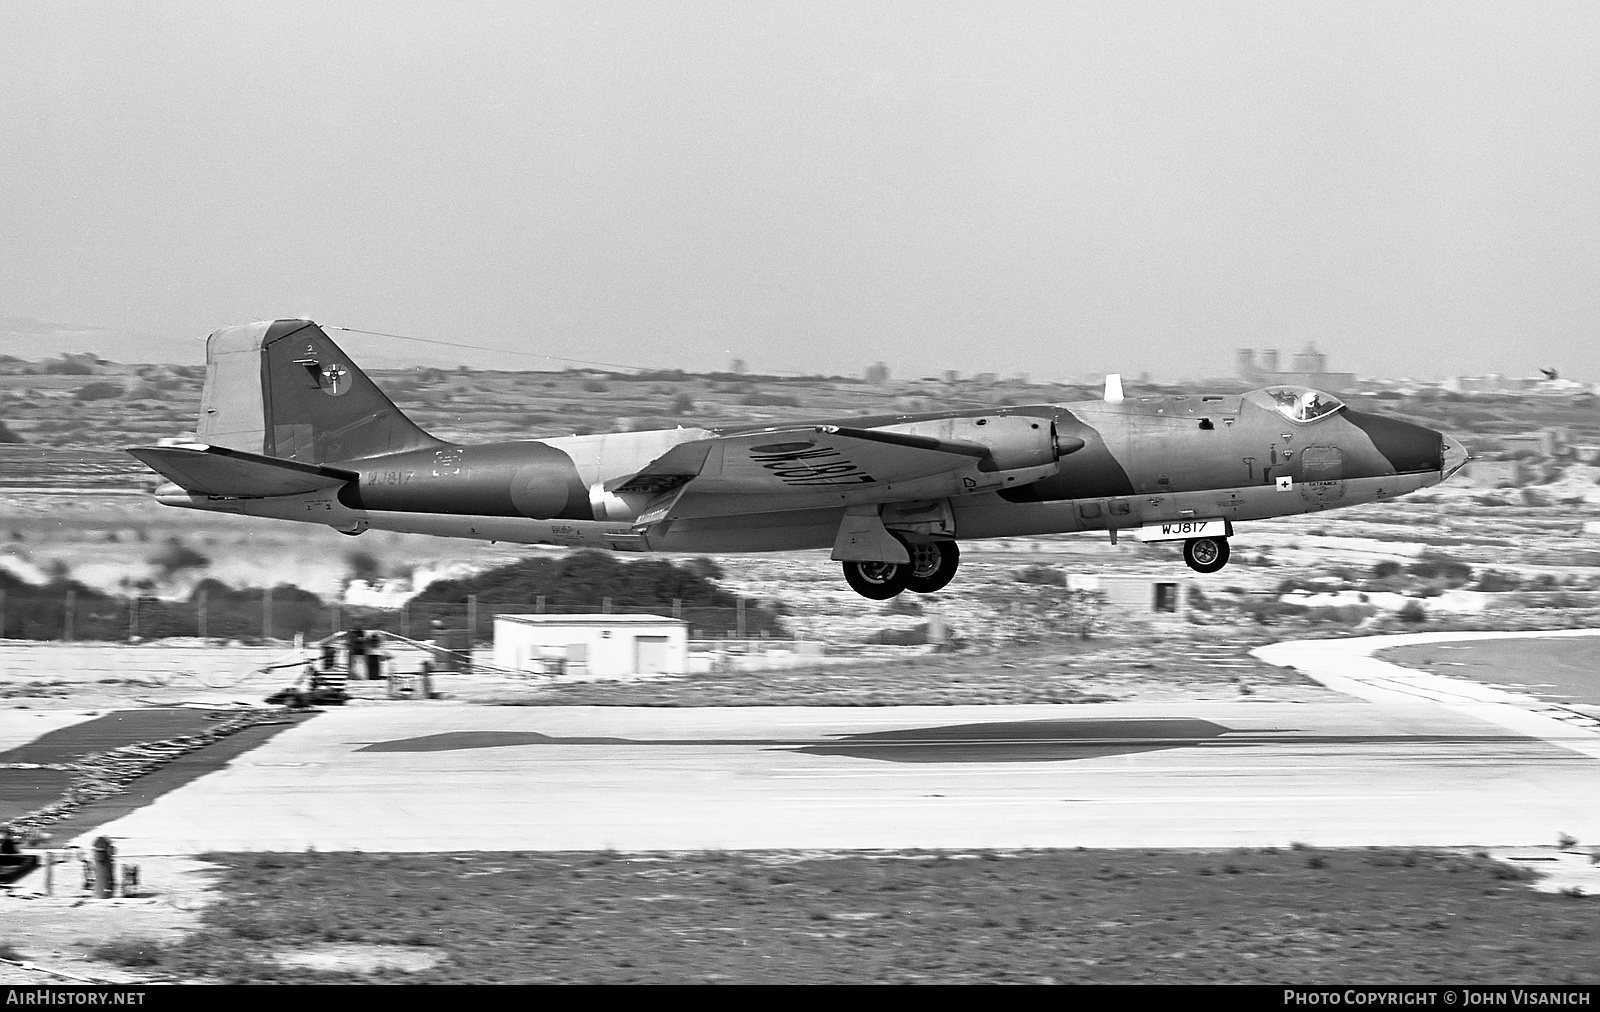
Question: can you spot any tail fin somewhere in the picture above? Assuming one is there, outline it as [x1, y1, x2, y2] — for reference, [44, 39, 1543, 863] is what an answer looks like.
[198, 319, 444, 464]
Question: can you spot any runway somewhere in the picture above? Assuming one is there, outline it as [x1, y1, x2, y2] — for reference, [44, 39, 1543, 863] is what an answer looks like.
[64, 694, 1600, 855]
[0, 630, 1592, 857]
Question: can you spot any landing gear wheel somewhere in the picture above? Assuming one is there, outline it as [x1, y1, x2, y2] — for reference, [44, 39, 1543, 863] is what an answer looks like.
[843, 559, 912, 599]
[905, 540, 960, 594]
[1183, 536, 1230, 574]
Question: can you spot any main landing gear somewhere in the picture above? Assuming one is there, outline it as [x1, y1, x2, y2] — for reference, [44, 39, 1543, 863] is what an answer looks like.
[842, 540, 960, 600]
[1182, 535, 1230, 574]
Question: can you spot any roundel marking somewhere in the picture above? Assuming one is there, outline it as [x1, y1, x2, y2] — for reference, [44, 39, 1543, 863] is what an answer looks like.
[319, 363, 351, 397]
[510, 464, 573, 519]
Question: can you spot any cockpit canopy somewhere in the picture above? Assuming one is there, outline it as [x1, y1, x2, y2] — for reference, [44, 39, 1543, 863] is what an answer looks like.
[1265, 386, 1345, 424]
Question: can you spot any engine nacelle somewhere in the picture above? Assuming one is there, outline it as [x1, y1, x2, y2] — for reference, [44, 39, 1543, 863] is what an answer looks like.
[883, 415, 1060, 471]
[588, 484, 657, 522]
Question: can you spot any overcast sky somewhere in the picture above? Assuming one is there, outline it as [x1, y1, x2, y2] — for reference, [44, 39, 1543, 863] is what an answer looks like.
[3, 1, 1598, 381]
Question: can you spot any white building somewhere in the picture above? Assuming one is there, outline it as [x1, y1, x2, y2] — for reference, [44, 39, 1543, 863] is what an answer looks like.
[493, 614, 688, 677]
[1067, 574, 1195, 619]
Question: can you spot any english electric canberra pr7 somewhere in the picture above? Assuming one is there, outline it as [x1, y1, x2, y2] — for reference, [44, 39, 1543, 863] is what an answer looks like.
[128, 320, 1468, 599]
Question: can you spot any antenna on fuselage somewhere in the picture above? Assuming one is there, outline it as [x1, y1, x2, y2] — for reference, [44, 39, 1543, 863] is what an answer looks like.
[1103, 373, 1124, 404]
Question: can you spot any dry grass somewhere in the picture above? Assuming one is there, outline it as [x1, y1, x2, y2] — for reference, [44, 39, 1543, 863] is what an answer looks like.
[481, 635, 1324, 708]
[76, 848, 1598, 984]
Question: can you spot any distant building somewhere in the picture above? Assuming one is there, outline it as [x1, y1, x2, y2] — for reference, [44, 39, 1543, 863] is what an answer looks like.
[1448, 373, 1586, 395]
[1451, 374, 1533, 393]
[1499, 428, 1569, 458]
[493, 614, 688, 677]
[1498, 434, 1545, 455]
[1462, 460, 1524, 487]
[1291, 346, 1326, 373]
[1067, 574, 1196, 620]
[863, 361, 890, 385]
[1236, 344, 1356, 391]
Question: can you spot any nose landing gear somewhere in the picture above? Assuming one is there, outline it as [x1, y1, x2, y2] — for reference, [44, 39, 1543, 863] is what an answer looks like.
[1182, 536, 1230, 574]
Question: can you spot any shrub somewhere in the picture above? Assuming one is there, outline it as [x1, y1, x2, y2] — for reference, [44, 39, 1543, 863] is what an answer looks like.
[1409, 552, 1472, 585]
[1238, 598, 1307, 624]
[346, 550, 381, 583]
[883, 595, 923, 616]
[73, 381, 125, 401]
[409, 551, 783, 638]
[739, 391, 801, 407]
[90, 938, 164, 968]
[43, 357, 95, 375]
[148, 538, 210, 577]
[1014, 565, 1065, 586]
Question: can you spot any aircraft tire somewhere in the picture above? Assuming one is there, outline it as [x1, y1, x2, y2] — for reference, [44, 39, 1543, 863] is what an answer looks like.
[905, 540, 960, 594]
[843, 559, 912, 599]
[1182, 536, 1230, 574]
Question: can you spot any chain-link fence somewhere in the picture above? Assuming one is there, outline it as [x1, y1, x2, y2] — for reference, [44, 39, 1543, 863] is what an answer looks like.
[0, 584, 788, 644]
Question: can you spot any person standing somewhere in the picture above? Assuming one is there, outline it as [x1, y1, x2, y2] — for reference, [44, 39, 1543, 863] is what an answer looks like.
[347, 626, 366, 679]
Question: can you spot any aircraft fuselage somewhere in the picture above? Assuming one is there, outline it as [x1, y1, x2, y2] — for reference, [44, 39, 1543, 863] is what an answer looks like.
[133, 319, 1467, 597]
[156, 389, 1459, 555]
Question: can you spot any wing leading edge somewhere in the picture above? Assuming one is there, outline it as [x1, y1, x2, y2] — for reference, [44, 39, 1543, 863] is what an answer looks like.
[613, 423, 1058, 529]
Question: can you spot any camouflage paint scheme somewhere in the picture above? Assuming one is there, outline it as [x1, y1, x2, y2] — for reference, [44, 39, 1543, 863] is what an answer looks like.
[128, 321, 1466, 587]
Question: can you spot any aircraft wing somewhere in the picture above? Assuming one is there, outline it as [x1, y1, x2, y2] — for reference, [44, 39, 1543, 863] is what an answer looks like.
[613, 425, 998, 527]
[127, 444, 358, 497]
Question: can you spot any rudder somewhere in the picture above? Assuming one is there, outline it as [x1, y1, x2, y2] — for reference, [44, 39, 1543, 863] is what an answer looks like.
[198, 319, 444, 464]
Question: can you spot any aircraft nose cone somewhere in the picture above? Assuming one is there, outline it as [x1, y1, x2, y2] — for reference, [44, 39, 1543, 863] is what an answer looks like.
[1441, 434, 1470, 481]
[1342, 409, 1445, 474]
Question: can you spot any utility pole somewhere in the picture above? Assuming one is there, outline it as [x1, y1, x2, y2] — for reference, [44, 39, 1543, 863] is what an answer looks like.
[467, 594, 477, 643]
